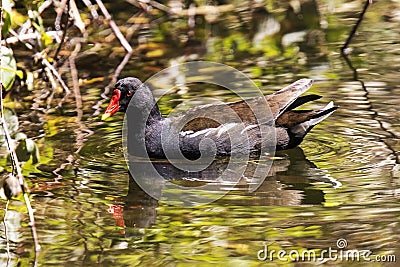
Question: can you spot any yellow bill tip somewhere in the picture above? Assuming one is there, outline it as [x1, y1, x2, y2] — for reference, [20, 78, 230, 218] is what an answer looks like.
[101, 113, 111, 121]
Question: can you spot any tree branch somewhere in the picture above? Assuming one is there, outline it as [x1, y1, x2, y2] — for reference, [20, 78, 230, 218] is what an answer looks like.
[95, 0, 133, 53]
[341, 0, 372, 55]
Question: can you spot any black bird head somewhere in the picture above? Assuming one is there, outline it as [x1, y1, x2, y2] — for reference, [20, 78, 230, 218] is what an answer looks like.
[102, 77, 144, 120]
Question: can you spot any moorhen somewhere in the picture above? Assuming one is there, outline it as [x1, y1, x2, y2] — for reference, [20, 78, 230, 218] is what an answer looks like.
[102, 77, 337, 159]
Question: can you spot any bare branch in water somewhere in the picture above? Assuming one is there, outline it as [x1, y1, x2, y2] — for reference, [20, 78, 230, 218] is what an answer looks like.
[53, 3, 70, 61]
[95, 0, 133, 53]
[82, 0, 99, 19]
[69, 41, 94, 153]
[1, 31, 63, 45]
[69, 0, 86, 33]
[340, 0, 396, 166]
[7, 29, 34, 50]
[92, 51, 133, 118]
[341, 0, 372, 55]
[3, 200, 11, 265]
[342, 43, 399, 194]
[0, 85, 41, 254]
[55, 0, 69, 31]
[38, 0, 53, 14]
[40, 55, 71, 105]
[125, 0, 172, 13]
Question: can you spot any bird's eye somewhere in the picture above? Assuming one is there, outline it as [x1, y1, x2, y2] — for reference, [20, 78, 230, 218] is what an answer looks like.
[127, 91, 133, 97]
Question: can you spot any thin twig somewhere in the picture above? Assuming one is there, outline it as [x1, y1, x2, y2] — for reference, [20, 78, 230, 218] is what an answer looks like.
[38, 0, 53, 14]
[341, 0, 372, 55]
[125, 11, 146, 41]
[0, 87, 41, 253]
[92, 51, 133, 117]
[82, 0, 99, 19]
[70, 42, 83, 113]
[8, 29, 34, 50]
[147, 0, 172, 13]
[44, 66, 58, 109]
[1, 31, 63, 45]
[342, 49, 399, 197]
[188, 3, 196, 39]
[41, 56, 71, 100]
[53, 4, 70, 61]
[95, 0, 133, 53]
[40, 58, 66, 92]
[69, 0, 86, 33]
[69, 41, 94, 153]
[124, 0, 142, 9]
[342, 55, 399, 142]
[4, 200, 11, 264]
[125, 0, 171, 13]
[55, 0, 68, 31]
[107, 51, 133, 98]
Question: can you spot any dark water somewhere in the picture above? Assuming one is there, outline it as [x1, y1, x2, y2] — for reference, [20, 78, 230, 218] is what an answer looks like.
[1, 1, 400, 266]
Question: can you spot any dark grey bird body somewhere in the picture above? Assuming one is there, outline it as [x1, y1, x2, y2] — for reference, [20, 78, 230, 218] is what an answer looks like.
[103, 77, 337, 159]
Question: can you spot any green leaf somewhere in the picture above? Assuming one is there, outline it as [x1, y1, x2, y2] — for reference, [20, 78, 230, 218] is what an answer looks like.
[41, 32, 53, 47]
[15, 70, 24, 79]
[1, 0, 14, 35]
[15, 136, 40, 164]
[1, 10, 12, 36]
[16, 139, 31, 162]
[32, 143, 40, 164]
[0, 46, 17, 90]
[1, 0, 13, 36]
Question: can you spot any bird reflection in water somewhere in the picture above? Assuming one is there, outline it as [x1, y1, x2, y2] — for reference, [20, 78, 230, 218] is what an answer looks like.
[107, 147, 340, 234]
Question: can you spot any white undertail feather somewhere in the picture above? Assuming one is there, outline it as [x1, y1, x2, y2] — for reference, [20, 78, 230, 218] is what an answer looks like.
[292, 101, 335, 137]
[274, 79, 314, 119]
[309, 101, 335, 126]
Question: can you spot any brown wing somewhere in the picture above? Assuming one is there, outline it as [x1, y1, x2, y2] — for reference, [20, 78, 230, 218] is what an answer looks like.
[179, 79, 315, 131]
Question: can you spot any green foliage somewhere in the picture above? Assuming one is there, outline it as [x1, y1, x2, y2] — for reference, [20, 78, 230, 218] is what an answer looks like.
[0, 1, 24, 91]
[15, 133, 40, 164]
[1, 0, 57, 93]
[1, 0, 13, 36]
[29, 9, 53, 48]
[0, 46, 18, 91]
[0, 109, 41, 169]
